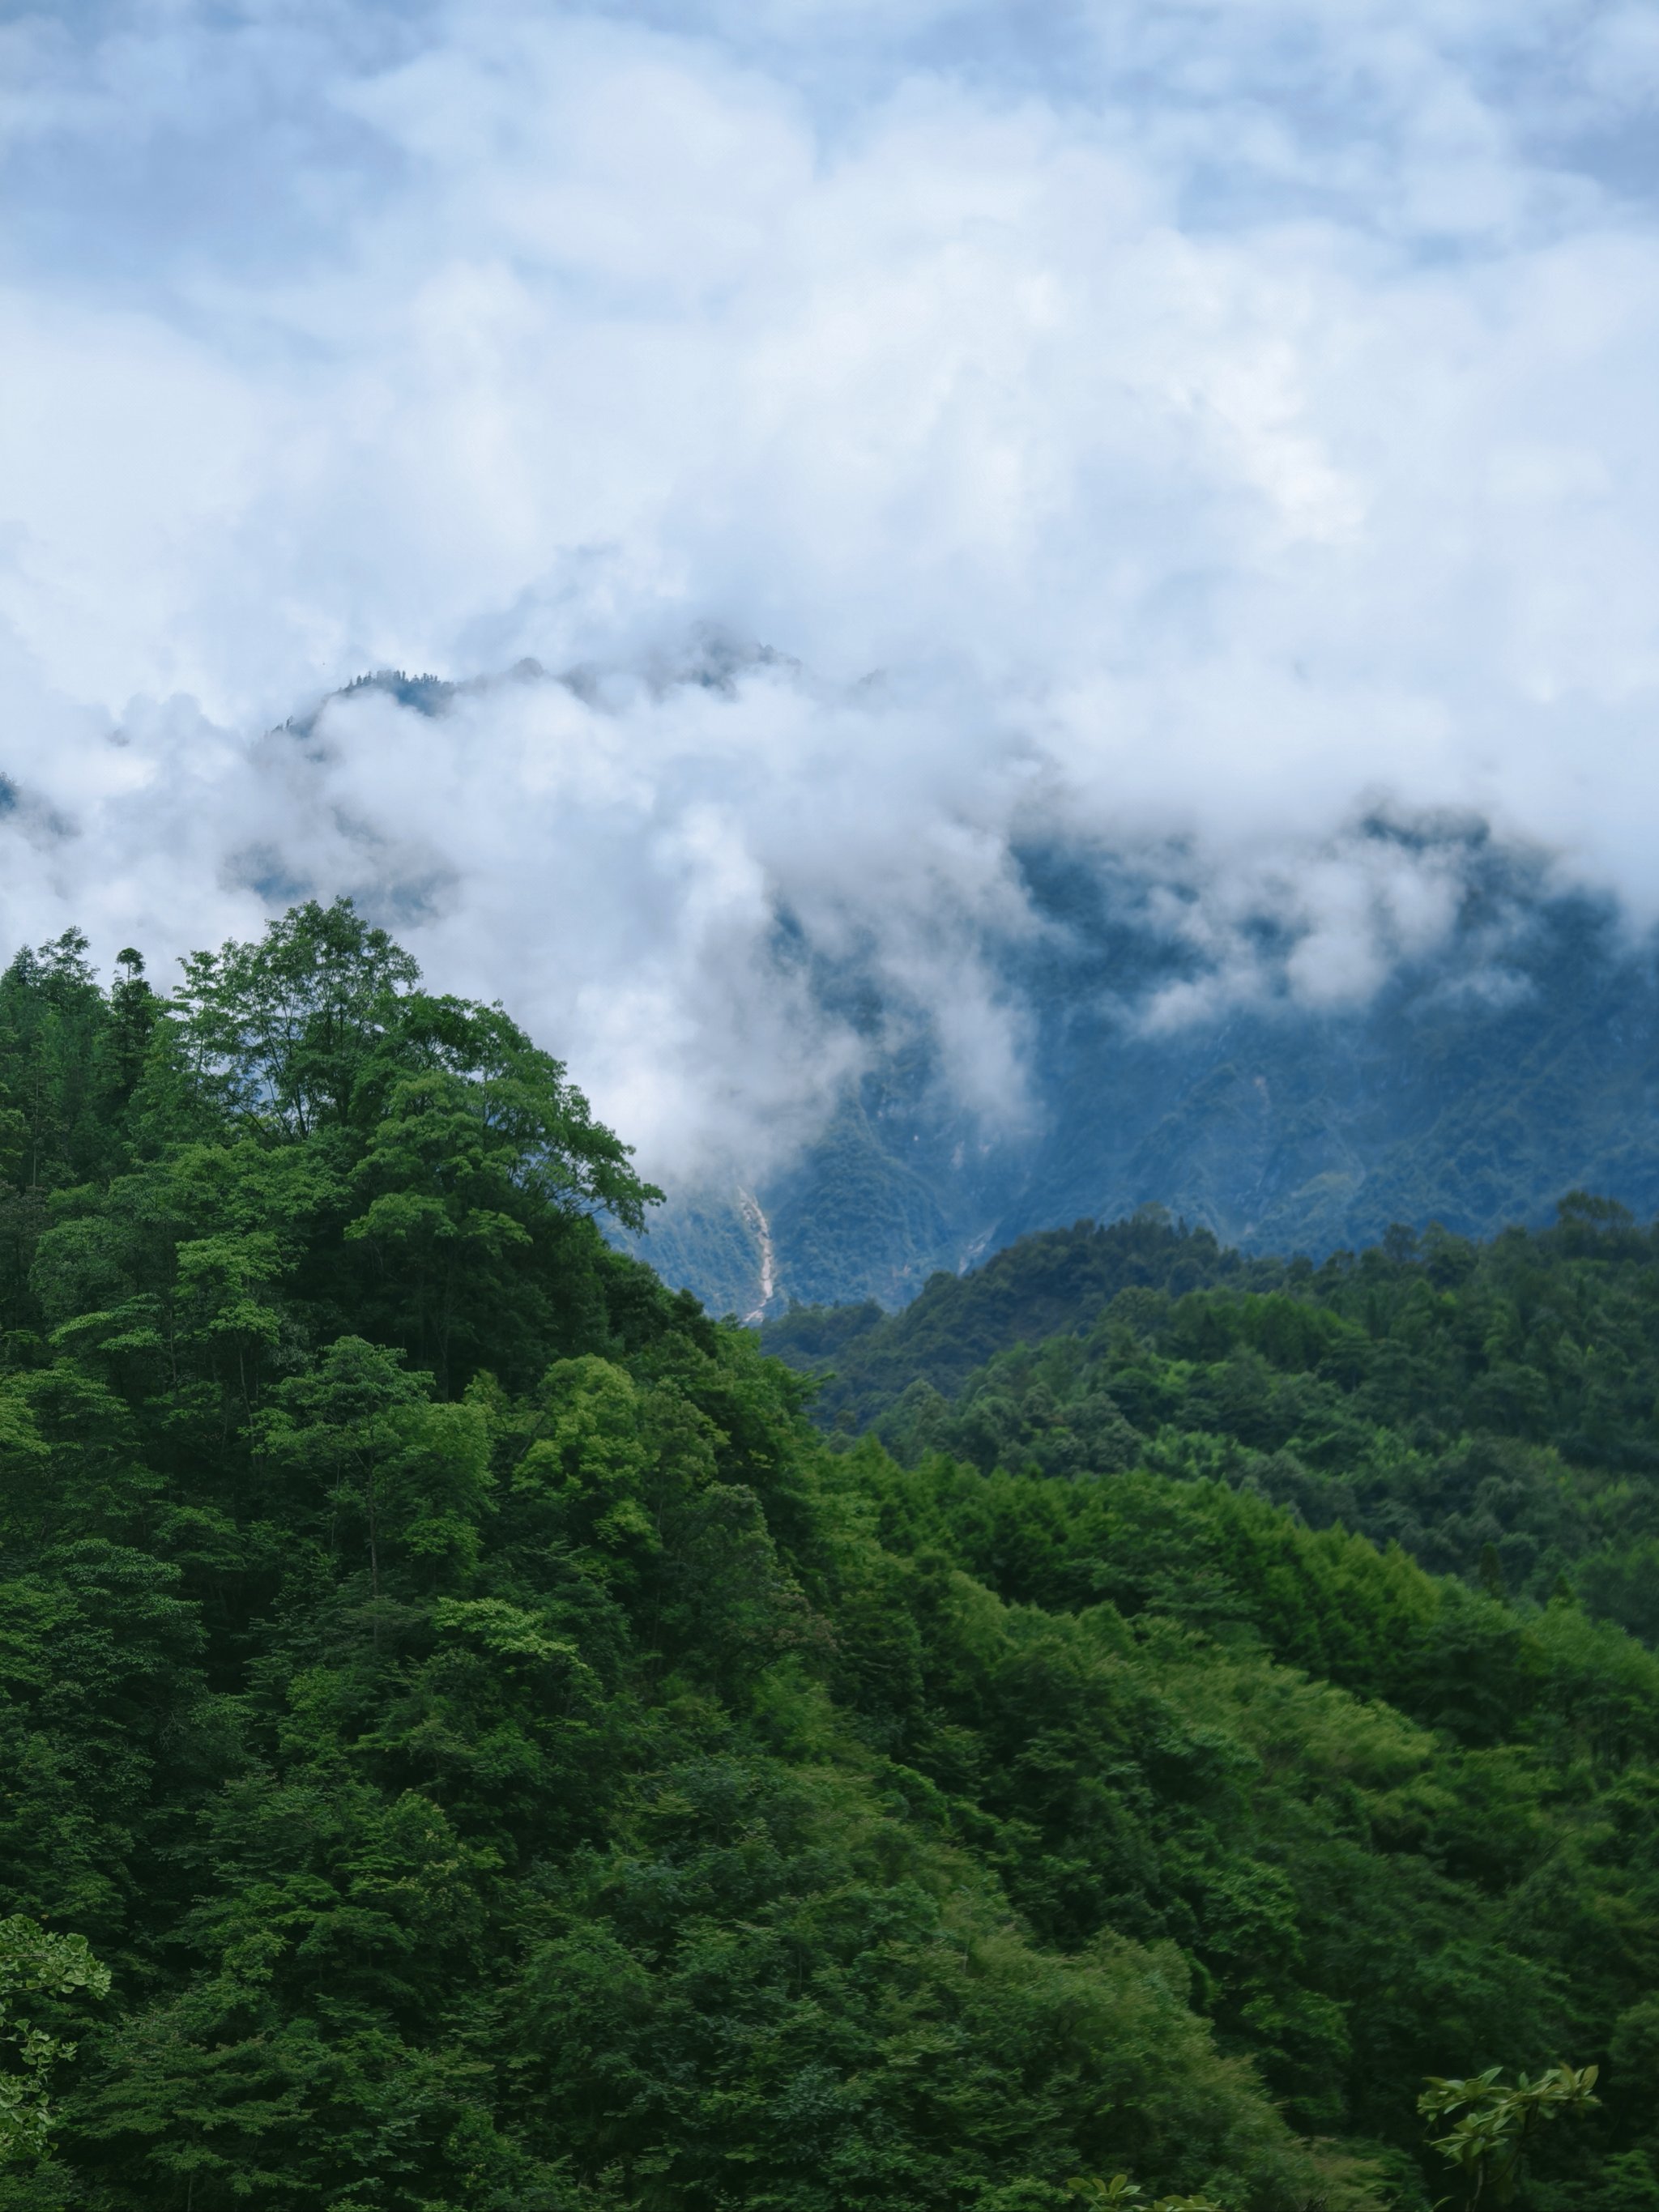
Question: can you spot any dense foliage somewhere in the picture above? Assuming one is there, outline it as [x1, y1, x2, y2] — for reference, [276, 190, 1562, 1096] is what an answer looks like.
[761, 1213, 1279, 1423]
[770, 1205, 1659, 1637]
[3, 911, 1659, 2211]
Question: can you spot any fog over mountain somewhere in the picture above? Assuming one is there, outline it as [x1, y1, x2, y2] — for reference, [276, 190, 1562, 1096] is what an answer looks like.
[6, 1, 1659, 1306]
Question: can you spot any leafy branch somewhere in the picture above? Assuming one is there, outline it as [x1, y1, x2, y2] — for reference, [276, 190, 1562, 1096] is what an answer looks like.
[1070, 2172, 1226, 2212]
[1419, 2063, 1600, 2212]
[0, 1917, 110, 2163]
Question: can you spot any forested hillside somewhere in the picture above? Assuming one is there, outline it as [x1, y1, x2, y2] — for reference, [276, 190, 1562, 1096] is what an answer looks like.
[3, 906, 1659, 2211]
[766, 1204, 1659, 1638]
[760, 1211, 1277, 1421]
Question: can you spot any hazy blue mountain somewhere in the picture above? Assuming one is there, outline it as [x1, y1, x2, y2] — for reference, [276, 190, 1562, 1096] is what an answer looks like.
[638, 857, 1659, 1316]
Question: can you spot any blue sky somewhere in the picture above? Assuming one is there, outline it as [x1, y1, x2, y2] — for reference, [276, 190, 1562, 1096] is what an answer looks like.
[2, 0, 1658, 1176]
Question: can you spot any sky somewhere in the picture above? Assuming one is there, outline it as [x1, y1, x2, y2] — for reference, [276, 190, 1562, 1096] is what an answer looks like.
[2, 0, 1659, 1182]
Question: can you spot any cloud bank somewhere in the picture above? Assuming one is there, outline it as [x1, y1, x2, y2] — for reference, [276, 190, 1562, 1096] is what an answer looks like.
[3, 0, 1659, 1183]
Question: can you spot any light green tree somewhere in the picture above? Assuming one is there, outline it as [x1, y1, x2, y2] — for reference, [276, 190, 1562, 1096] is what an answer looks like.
[1420, 2063, 1601, 2210]
[0, 1916, 109, 2161]
[1070, 2172, 1226, 2212]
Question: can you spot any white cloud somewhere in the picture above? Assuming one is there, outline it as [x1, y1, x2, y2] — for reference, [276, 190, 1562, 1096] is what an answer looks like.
[1, 0, 1657, 1183]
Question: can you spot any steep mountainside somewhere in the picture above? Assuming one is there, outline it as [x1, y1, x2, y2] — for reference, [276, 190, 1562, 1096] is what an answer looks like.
[649, 882, 1659, 1316]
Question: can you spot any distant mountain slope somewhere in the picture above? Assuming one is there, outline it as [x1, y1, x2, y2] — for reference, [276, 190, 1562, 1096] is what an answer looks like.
[646, 881, 1659, 1316]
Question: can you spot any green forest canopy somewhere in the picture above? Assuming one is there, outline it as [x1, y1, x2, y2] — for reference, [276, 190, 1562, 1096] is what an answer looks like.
[763, 1200, 1659, 1639]
[0, 904, 1657, 2211]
